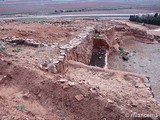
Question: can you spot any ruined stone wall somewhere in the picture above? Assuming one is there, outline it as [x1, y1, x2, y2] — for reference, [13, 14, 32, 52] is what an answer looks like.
[66, 35, 93, 64]
[105, 26, 160, 45]
[52, 25, 160, 74]
[53, 26, 94, 73]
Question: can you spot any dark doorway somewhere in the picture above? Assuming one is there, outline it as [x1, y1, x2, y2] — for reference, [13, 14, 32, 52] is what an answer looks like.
[90, 48, 106, 68]
[89, 38, 109, 68]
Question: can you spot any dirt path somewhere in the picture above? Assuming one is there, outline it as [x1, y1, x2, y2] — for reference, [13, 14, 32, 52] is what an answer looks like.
[112, 20, 149, 30]
[108, 39, 160, 102]
[147, 28, 160, 36]
[113, 20, 160, 33]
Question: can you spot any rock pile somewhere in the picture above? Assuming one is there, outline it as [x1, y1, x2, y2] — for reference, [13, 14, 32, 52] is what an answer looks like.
[0, 36, 56, 48]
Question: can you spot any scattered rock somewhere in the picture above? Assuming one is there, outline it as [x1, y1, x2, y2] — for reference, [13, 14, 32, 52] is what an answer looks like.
[43, 44, 48, 47]
[58, 56, 64, 59]
[130, 101, 137, 107]
[53, 60, 59, 64]
[68, 81, 75, 86]
[49, 64, 57, 74]
[60, 50, 66, 53]
[135, 83, 145, 88]
[39, 64, 48, 71]
[60, 52, 66, 56]
[122, 54, 129, 61]
[75, 94, 84, 101]
[63, 85, 70, 89]
[22, 94, 29, 100]
[90, 87, 97, 93]
[0, 75, 7, 84]
[107, 99, 114, 104]
[58, 79, 68, 84]
[145, 83, 151, 88]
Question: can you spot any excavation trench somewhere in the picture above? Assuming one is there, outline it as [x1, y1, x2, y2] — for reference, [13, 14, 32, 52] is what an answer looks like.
[63, 37, 110, 71]
[89, 38, 109, 68]
[54, 27, 111, 73]
[57, 26, 160, 103]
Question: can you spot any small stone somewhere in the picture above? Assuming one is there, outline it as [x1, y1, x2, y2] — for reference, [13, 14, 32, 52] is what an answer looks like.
[38, 93, 42, 98]
[90, 87, 97, 93]
[39, 64, 48, 71]
[63, 85, 70, 89]
[135, 83, 145, 88]
[145, 83, 151, 88]
[68, 81, 75, 86]
[122, 54, 129, 61]
[60, 46, 66, 50]
[98, 56, 102, 59]
[75, 94, 84, 101]
[22, 94, 29, 100]
[60, 52, 66, 56]
[58, 79, 68, 83]
[146, 87, 151, 91]
[58, 59, 64, 62]
[58, 56, 64, 59]
[49, 65, 57, 74]
[51, 45, 55, 48]
[2, 37, 8, 40]
[0, 75, 7, 84]
[43, 44, 48, 47]
[32, 43, 39, 47]
[130, 100, 137, 107]
[107, 99, 114, 104]
[49, 59, 53, 63]
[53, 61, 59, 64]
[60, 50, 66, 53]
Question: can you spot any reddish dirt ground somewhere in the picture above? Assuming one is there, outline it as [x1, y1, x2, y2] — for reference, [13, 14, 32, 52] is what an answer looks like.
[0, 19, 87, 44]
[0, 18, 160, 120]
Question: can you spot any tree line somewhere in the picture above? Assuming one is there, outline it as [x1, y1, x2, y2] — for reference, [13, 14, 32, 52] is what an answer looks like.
[129, 13, 160, 26]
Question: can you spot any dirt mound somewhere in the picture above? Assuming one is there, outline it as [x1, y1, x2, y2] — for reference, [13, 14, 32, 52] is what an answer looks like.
[1, 58, 159, 120]
[0, 59, 128, 120]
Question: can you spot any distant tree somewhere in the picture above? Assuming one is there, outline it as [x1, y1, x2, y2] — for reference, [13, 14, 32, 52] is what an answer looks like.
[154, 13, 159, 18]
[129, 15, 136, 21]
[129, 13, 160, 26]
[59, 10, 63, 13]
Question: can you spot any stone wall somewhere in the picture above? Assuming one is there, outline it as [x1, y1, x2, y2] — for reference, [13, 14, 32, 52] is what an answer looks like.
[53, 26, 94, 73]
[105, 26, 160, 45]
[66, 35, 93, 64]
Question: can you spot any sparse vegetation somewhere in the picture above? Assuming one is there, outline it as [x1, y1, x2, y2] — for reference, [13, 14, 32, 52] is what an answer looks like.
[12, 48, 22, 52]
[95, 33, 100, 38]
[0, 46, 5, 52]
[18, 105, 26, 111]
[119, 46, 126, 54]
[119, 47, 129, 61]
